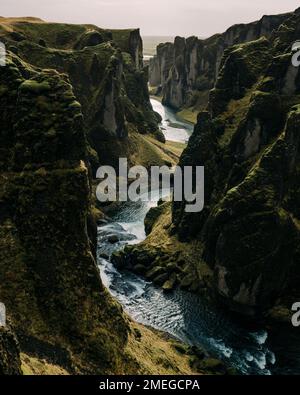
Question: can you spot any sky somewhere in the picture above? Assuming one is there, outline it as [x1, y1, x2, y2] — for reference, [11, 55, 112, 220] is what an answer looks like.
[1, 0, 300, 37]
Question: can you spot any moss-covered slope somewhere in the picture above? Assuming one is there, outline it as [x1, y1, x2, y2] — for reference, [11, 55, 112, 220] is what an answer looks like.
[149, 10, 295, 116]
[123, 8, 300, 319]
[0, 30, 215, 377]
[0, 18, 161, 171]
[0, 52, 130, 374]
[172, 8, 300, 316]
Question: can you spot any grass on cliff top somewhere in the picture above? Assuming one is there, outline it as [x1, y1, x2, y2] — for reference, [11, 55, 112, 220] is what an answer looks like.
[0, 19, 84, 48]
[0, 18, 109, 50]
[0, 18, 136, 53]
[111, 29, 137, 52]
[0, 17, 43, 24]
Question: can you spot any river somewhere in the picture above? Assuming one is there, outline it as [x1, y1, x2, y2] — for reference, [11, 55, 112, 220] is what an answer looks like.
[150, 98, 193, 143]
[97, 98, 299, 375]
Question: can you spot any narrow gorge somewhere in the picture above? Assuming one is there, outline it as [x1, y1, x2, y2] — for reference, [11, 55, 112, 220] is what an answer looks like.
[0, 17, 215, 375]
[0, 5, 300, 377]
[113, 7, 300, 374]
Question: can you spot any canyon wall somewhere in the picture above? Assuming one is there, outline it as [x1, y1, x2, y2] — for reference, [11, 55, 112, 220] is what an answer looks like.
[149, 11, 292, 112]
[172, 8, 300, 315]
[118, 8, 300, 319]
[0, 19, 162, 171]
[0, 18, 209, 375]
[0, 50, 131, 373]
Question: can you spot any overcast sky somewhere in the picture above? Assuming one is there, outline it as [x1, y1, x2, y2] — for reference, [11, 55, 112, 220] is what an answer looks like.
[1, 0, 299, 37]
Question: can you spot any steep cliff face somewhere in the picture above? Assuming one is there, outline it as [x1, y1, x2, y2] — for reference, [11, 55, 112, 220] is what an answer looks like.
[149, 11, 292, 113]
[120, 9, 300, 318]
[0, 19, 160, 171]
[0, 22, 209, 376]
[0, 326, 22, 375]
[172, 8, 300, 315]
[0, 51, 130, 373]
[149, 42, 175, 88]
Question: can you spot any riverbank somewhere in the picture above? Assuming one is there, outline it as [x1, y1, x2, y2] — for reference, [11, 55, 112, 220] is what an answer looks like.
[21, 320, 228, 375]
[125, 321, 230, 374]
[96, 99, 300, 375]
[97, 189, 279, 375]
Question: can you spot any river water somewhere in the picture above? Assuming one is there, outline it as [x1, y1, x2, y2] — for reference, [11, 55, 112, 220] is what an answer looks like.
[97, 99, 298, 375]
[150, 98, 193, 143]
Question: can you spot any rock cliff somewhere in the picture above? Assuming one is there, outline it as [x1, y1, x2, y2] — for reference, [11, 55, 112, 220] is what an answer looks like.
[0, 19, 215, 375]
[0, 50, 130, 373]
[0, 19, 161, 172]
[172, 8, 300, 315]
[118, 8, 300, 318]
[0, 326, 22, 374]
[149, 11, 292, 115]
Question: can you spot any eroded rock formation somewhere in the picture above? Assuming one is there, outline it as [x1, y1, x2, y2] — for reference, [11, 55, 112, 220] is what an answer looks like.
[117, 8, 300, 318]
[172, 8, 300, 315]
[0, 19, 161, 171]
[0, 51, 130, 373]
[149, 11, 293, 113]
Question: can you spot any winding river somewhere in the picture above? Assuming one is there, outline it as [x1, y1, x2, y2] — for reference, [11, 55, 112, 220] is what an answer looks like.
[97, 99, 298, 375]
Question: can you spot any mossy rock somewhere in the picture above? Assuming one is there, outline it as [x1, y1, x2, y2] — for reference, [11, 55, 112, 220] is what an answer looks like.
[145, 203, 168, 235]
[0, 52, 130, 374]
[145, 266, 166, 280]
[170, 11, 300, 316]
[180, 274, 194, 289]
[19, 79, 51, 94]
[153, 273, 169, 286]
[162, 273, 178, 292]
[132, 264, 148, 275]
[74, 31, 104, 50]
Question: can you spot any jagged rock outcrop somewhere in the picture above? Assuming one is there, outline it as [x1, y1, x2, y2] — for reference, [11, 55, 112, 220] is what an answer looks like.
[0, 17, 237, 376]
[0, 25, 200, 376]
[0, 51, 130, 373]
[172, 8, 300, 315]
[150, 11, 292, 112]
[0, 19, 161, 172]
[121, 8, 300, 318]
[149, 42, 175, 88]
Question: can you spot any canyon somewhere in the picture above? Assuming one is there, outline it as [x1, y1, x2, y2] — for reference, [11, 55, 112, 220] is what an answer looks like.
[0, 17, 215, 375]
[0, 6, 300, 375]
[120, 8, 300, 320]
[149, 10, 295, 120]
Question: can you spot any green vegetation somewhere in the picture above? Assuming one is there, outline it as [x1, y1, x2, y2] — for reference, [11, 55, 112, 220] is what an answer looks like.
[177, 108, 198, 124]
[0, 18, 226, 376]
[0, 18, 161, 174]
[129, 8, 300, 320]
[149, 12, 289, 113]
[112, 203, 211, 295]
